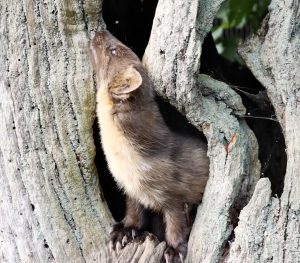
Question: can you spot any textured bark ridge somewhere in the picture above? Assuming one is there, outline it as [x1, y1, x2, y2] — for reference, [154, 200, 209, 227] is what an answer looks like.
[0, 1, 111, 262]
[143, 0, 260, 262]
[226, 0, 300, 262]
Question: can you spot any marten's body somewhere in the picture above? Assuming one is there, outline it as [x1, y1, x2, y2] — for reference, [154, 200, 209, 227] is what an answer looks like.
[89, 30, 209, 262]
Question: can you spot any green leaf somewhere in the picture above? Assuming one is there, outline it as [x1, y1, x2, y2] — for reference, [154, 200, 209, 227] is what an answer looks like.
[212, 0, 270, 62]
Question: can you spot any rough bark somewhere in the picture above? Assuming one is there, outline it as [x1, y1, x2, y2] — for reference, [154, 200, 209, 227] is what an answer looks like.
[0, 1, 111, 262]
[0, 0, 298, 263]
[225, 0, 300, 262]
[143, 0, 260, 262]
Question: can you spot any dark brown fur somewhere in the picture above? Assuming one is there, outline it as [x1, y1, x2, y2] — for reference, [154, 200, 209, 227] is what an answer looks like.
[89, 30, 209, 262]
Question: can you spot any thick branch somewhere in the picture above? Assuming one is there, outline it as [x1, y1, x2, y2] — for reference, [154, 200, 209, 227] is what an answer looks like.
[227, 0, 300, 262]
[143, 1, 260, 262]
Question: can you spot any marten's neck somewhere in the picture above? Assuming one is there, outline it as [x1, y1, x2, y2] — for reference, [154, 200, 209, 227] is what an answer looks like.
[97, 85, 171, 157]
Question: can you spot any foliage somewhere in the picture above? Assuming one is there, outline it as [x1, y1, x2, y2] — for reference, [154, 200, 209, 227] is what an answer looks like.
[212, 0, 270, 62]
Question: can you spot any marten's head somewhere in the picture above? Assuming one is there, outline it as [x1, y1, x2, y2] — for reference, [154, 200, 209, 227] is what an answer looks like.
[89, 30, 147, 101]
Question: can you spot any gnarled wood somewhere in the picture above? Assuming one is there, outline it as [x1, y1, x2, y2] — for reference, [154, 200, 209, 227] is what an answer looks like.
[226, 0, 300, 262]
[143, 0, 260, 262]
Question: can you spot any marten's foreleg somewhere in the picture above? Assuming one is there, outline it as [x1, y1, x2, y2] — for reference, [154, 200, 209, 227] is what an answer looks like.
[110, 196, 144, 249]
[164, 205, 189, 263]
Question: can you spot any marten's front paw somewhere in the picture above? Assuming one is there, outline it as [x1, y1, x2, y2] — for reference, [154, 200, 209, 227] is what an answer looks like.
[109, 222, 141, 251]
[164, 242, 187, 263]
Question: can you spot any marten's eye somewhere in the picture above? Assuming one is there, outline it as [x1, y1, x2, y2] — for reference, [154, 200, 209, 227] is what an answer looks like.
[110, 46, 117, 55]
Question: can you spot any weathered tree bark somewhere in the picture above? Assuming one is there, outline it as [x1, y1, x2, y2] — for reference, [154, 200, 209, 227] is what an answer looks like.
[225, 1, 300, 262]
[0, 1, 111, 262]
[143, 1, 260, 262]
[0, 0, 298, 263]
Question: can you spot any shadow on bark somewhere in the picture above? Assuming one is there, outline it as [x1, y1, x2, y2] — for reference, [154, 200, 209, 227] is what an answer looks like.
[200, 30, 287, 197]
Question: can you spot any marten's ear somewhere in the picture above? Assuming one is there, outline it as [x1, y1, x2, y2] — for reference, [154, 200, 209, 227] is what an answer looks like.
[108, 66, 142, 100]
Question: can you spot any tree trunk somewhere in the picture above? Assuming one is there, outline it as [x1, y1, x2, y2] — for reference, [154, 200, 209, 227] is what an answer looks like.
[0, 1, 111, 262]
[0, 1, 298, 263]
[226, 1, 300, 262]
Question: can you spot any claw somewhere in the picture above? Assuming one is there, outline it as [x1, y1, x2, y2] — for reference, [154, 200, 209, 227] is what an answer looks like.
[179, 253, 184, 263]
[164, 243, 187, 263]
[109, 223, 143, 251]
[122, 235, 128, 247]
[164, 253, 171, 263]
[132, 229, 137, 239]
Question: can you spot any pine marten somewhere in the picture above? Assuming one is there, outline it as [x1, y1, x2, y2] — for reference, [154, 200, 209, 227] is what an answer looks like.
[89, 30, 209, 263]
